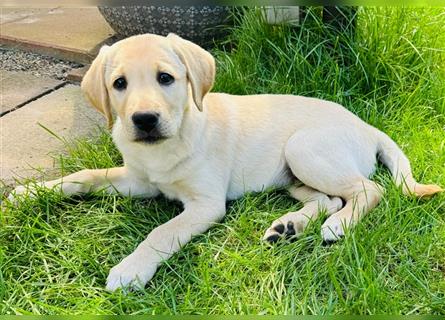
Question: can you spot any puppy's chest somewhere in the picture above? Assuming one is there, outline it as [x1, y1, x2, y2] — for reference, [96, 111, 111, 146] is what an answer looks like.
[152, 174, 198, 202]
[127, 154, 197, 201]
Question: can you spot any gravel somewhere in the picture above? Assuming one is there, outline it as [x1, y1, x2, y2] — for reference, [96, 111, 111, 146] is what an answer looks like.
[0, 47, 83, 80]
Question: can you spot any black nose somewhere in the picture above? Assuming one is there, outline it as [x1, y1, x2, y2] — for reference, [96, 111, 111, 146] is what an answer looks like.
[132, 112, 159, 133]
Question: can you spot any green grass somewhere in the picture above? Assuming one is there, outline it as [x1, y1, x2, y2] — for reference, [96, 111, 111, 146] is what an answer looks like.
[1, 7, 445, 315]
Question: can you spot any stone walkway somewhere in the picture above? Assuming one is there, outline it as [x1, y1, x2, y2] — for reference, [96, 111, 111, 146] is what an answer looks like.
[1, 8, 111, 188]
[0, 7, 115, 63]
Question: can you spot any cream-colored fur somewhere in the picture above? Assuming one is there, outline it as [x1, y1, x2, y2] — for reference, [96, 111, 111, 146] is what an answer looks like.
[9, 33, 442, 292]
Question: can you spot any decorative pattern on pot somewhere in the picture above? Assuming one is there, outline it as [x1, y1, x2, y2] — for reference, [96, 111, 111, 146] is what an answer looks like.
[98, 6, 233, 47]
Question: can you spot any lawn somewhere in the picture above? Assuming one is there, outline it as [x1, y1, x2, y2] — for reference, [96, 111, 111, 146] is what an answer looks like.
[1, 7, 444, 315]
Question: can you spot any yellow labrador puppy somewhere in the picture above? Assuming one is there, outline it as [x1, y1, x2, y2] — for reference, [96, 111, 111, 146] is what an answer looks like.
[9, 33, 442, 291]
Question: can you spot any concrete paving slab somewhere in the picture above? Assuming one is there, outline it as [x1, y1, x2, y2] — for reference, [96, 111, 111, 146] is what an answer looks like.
[66, 64, 89, 83]
[1, 84, 105, 184]
[1, 70, 64, 114]
[0, 8, 115, 63]
[0, 8, 54, 25]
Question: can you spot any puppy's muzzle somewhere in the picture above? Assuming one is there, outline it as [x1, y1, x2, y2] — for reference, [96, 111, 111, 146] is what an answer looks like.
[132, 112, 159, 132]
[132, 112, 165, 143]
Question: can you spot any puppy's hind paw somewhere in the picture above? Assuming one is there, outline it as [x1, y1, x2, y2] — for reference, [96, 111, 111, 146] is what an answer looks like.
[263, 214, 308, 243]
[321, 215, 347, 243]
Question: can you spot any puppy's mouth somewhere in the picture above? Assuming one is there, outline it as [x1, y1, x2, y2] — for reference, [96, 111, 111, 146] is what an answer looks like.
[133, 129, 168, 144]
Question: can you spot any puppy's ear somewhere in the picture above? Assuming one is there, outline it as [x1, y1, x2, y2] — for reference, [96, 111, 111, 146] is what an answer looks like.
[167, 33, 215, 111]
[81, 45, 113, 128]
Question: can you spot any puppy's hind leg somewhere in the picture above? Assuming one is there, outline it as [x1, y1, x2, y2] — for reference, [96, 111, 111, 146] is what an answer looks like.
[321, 178, 383, 242]
[283, 128, 383, 242]
[263, 185, 343, 243]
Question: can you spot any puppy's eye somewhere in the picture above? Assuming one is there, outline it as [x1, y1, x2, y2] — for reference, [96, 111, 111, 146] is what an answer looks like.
[158, 72, 174, 85]
[113, 77, 127, 90]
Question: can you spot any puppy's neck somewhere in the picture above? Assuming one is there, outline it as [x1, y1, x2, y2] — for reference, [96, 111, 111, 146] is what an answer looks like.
[178, 98, 207, 144]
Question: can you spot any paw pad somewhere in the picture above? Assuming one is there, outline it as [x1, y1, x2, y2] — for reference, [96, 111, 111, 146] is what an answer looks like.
[285, 221, 296, 236]
[273, 224, 285, 234]
[265, 233, 281, 243]
[264, 217, 308, 243]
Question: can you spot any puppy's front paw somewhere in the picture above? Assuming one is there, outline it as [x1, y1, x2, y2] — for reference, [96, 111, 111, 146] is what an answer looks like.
[106, 252, 158, 292]
[7, 185, 34, 204]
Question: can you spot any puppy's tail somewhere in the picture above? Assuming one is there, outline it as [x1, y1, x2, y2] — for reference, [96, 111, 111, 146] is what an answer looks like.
[376, 131, 443, 198]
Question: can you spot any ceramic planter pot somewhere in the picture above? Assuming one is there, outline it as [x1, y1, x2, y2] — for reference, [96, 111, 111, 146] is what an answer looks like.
[98, 6, 233, 47]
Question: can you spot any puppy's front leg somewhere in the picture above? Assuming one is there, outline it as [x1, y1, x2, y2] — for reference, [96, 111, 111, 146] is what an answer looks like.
[106, 198, 226, 291]
[8, 167, 159, 202]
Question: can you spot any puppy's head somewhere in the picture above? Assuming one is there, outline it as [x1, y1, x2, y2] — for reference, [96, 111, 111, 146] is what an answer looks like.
[81, 33, 215, 144]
